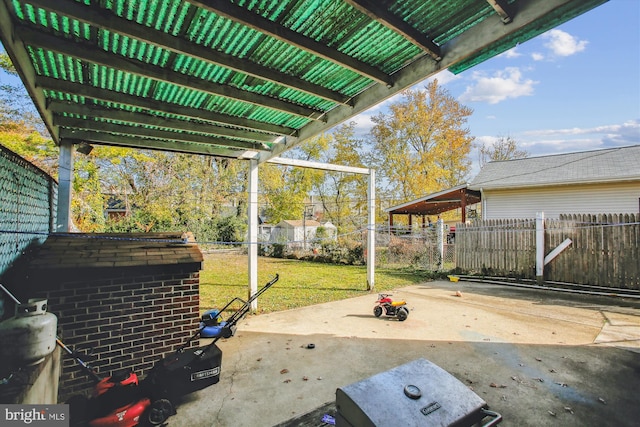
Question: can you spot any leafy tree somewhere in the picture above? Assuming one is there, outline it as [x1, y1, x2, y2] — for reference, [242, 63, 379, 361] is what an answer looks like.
[72, 154, 106, 232]
[369, 80, 474, 204]
[0, 127, 58, 176]
[101, 149, 248, 240]
[0, 52, 44, 135]
[478, 135, 529, 167]
[303, 122, 368, 233]
[259, 143, 323, 225]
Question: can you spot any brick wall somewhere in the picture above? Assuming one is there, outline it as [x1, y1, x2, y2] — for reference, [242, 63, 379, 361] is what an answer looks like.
[29, 267, 201, 401]
[1, 233, 204, 402]
[38, 270, 198, 400]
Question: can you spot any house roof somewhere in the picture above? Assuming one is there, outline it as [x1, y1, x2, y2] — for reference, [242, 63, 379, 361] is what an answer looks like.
[469, 145, 640, 190]
[385, 184, 481, 216]
[0, 0, 607, 161]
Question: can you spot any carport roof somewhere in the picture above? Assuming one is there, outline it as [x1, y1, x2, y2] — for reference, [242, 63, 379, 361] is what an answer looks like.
[0, 0, 607, 162]
[385, 184, 481, 216]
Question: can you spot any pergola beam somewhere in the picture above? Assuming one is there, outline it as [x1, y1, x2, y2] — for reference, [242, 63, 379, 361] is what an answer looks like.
[49, 101, 276, 143]
[20, 25, 324, 121]
[191, 0, 392, 86]
[55, 116, 271, 152]
[487, 0, 516, 24]
[344, 0, 442, 60]
[25, 0, 349, 105]
[59, 129, 255, 159]
[37, 77, 295, 137]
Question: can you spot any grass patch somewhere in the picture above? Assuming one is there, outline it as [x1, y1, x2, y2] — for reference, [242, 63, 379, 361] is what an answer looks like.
[199, 251, 441, 315]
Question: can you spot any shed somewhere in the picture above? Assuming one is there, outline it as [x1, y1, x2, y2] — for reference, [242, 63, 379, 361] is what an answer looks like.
[468, 145, 640, 219]
[270, 220, 337, 247]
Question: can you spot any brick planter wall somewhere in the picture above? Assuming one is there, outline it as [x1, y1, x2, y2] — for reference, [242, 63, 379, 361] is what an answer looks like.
[1, 233, 203, 402]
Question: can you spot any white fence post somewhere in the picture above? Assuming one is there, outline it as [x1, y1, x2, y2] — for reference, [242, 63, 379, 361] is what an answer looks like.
[437, 217, 444, 270]
[536, 212, 544, 283]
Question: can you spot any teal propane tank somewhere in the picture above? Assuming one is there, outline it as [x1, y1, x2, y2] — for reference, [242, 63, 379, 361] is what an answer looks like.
[0, 299, 57, 366]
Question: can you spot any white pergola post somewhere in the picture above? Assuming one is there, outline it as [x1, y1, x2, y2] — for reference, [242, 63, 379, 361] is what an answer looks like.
[56, 140, 74, 232]
[367, 169, 375, 290]
[248, 159, 259, 310]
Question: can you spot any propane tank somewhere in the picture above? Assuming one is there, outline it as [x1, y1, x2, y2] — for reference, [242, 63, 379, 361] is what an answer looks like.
[0, 299, 57, 366]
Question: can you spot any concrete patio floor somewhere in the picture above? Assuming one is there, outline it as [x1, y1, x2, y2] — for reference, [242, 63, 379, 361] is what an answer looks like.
[166, 279, 640, 427]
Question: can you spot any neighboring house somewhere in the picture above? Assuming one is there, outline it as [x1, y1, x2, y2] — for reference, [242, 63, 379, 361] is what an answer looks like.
[469, 145, 640, 219]
[269, 220, 337, 248]
[258, 218, 274, 242]
[104, 194, 130, 220]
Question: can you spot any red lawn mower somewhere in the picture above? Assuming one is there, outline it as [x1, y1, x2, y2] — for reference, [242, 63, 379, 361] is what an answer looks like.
[62, 274, 280, 426]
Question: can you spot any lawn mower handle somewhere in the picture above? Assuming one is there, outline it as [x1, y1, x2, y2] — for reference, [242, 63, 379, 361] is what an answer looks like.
[178, 274, 280, 352]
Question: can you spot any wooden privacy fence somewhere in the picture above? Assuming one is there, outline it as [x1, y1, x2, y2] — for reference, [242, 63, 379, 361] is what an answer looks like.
[455, 214, 639, 290]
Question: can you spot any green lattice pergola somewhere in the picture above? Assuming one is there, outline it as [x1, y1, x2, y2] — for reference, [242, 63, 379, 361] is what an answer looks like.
[0, 0, 609, 293]
[0, 0, 607, 160]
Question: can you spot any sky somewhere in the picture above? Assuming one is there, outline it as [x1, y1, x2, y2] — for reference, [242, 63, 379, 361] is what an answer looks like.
[349, 0, 640, 176]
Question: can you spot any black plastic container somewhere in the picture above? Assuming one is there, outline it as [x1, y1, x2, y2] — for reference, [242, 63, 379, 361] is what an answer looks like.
[145, 344, 223, 399]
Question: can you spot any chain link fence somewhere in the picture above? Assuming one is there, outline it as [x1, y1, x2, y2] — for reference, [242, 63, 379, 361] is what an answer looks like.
[374, 225, 455, 270]
[255, 221, 455, 272]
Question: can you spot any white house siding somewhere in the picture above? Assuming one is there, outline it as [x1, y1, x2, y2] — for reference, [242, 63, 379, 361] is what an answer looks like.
[482, 181, 640, 220]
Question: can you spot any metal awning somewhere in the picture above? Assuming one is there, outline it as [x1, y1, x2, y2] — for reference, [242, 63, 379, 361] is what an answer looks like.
[385, 184, 481, 222]
[0, 0, 607, 163]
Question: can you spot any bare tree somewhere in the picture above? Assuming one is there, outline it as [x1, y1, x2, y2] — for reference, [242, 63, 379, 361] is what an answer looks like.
[478, 135, 529, 167]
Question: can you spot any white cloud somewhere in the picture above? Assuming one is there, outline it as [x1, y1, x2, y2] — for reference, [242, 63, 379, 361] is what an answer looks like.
[350, 112, 376, 137]
[531, 52, 544, 61]
[498, 47, 521, 59]
[459, 67, 537, 104]
[428, 69, 461, 85]
[510, 120, 640, 156]
[522, 120, 640, 138]
[541, 29, 588, 57]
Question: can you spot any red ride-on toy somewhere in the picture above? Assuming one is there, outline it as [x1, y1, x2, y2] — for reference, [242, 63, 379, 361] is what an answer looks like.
[373, 293, 409, 321]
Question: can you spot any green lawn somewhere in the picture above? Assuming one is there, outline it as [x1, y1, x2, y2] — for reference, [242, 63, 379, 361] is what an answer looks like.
[198, 251, 439, 315]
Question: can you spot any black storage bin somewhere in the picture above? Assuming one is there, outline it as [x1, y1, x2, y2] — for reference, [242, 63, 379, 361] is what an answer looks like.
[145, 344, 223, 399]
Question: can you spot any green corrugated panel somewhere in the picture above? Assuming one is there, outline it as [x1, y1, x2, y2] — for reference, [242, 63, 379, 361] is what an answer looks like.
[11, 1, 92, 39]
[189, 7, 368, 98]
[44, 90, 84, 105]
[28, 48, 84, 82]
[237, 0, 293, 21]
[108, 0, 187, 33]
[270, 0, 420, 75]
[276, 87, 335, 112]
[450, 0, 608, 74]
[103, 30, 171, 66]
[339, 21, 422, 74]
[173, 55, 236, 85]
[10, 0, 26, 20]
[94, 100, 137, 113]
[285, 1, 362, 44]
[92, 13, 330, 115]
